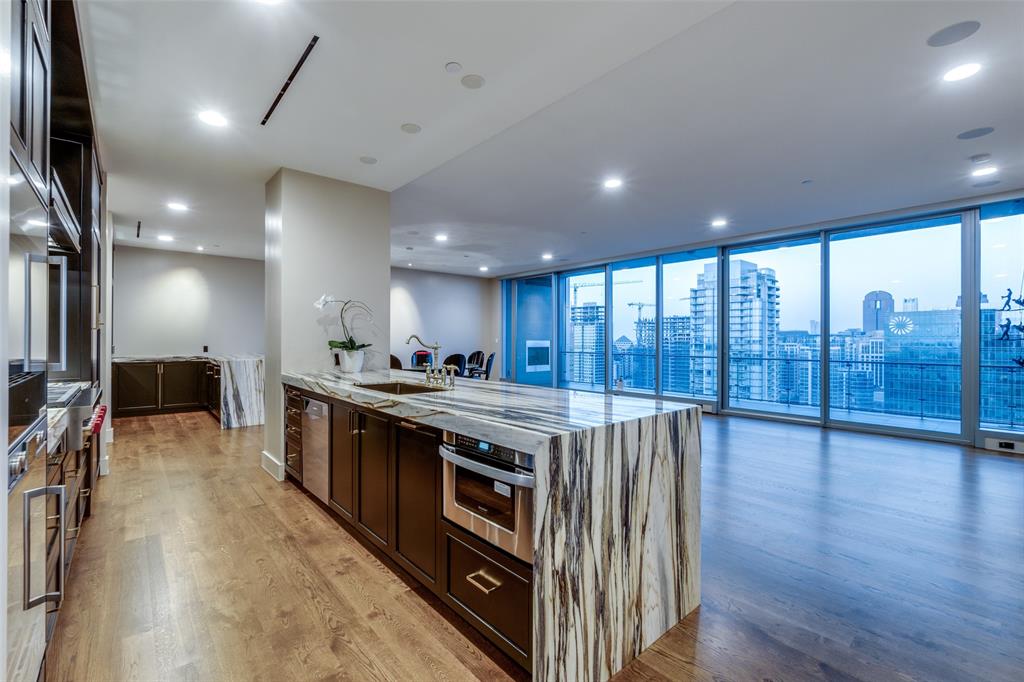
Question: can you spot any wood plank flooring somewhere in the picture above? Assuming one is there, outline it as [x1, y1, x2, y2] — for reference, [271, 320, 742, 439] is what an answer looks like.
[47, 412, 1024, 681]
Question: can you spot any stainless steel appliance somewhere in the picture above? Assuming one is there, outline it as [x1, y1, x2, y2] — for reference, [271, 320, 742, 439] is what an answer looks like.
[440, 433, 534, 563]
[7, 419, 64, 682]
[301, 397, 329, 504]
[8, 153, 50, 449]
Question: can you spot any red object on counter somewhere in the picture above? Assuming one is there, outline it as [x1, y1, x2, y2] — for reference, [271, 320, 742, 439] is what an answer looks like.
[90, 405, 108, 434]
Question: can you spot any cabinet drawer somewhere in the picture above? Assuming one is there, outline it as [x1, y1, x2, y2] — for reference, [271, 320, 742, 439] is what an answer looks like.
[285, 441, 302, 474]
[286, 404, 303, 426]
[446, 533, 531, 655]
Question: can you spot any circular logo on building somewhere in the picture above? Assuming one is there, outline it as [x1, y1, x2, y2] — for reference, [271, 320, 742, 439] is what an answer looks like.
[888, 315, 914, 335]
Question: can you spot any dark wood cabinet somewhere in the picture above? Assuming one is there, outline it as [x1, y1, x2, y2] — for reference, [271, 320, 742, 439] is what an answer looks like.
[161, 361, 204, 409]
[284, 387, 303, 480]
[394, 421, 441, 586]
[11, 0, 50, 203]
[329, 401, 356, 520]
[112, 361, 209, 417]
[112, 362, 159, 415]
[355, 411, 390, 548]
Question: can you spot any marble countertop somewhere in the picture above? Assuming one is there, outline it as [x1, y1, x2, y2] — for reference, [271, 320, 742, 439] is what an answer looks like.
[47, 408, 69, 452]
[113, 354, 263, 363]
[283, 368, 700, 453]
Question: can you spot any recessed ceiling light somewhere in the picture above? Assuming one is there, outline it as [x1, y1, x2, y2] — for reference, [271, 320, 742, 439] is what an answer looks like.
[971, 166, 998, 177]
[434, 233, 448, 242]
[943, 63, 981, 82]
[711, 218, 728, 228]
[927, 21, 981, 47]
[359, 156, 377, 165]
[801, 179, 813, 185]
[198, 110, 228, 127]
[405, 246, 414, 251]
[401, 123, 421, 134]
[957, 126, 994, 140]
[407, 263, 413, 267]
[973, 180, 1000, 188]
[479, 266, 489, 272]
[167, 201, 188, 211]
[196, 246, 204, 251]
[445, 61, 462, 74]
[157, 234, 174, 242]
[461, 74, 485, 90]
[542, 253, 553, 260]
[969, 153, 991, 164]
[603, 177, 623, 190]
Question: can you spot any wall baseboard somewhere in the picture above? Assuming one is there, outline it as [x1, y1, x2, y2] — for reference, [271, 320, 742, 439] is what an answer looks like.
[261, 450, 285, 481]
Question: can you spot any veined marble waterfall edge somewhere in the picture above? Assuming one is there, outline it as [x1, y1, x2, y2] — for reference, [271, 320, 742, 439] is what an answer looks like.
[533, 408, 701, 681]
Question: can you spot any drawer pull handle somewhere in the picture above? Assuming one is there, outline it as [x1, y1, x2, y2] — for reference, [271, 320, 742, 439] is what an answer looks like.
[465, 570, 501, 594]
[350, 429, 364, 436]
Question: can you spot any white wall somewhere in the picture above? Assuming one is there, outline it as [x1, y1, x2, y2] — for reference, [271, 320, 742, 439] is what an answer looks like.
[111, 245, 264, 356]
[264, 168, 390, 478]
[390, 267, 500, 368]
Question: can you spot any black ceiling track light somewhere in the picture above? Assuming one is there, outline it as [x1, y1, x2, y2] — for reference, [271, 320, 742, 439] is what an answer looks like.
[260, 35, 320, 126]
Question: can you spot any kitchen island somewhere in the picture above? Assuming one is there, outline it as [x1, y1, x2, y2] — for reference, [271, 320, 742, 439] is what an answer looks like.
[280, 368, 700, 682]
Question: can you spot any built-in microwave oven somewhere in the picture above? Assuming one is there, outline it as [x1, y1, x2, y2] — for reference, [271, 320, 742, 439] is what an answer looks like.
[440, 433, 534, 564]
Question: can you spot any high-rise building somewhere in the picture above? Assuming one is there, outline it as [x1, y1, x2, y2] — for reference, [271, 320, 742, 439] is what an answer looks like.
[862, 291, 894, 333]
[727, 260, 780, 402]
[903, 297, 919, 312]
[883, 308, 961, 421]
[660, 315, 691, 394]
[567, 301, 606, 386]
[687, 263, 718, 398]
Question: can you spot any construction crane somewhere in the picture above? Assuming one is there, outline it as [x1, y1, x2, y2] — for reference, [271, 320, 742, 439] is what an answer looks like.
[628, 301, 655, 323]
[570, 279, 641, 306]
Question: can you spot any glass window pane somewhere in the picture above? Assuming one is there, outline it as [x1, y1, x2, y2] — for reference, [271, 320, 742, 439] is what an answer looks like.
[980, 199, 1024, 433]
[559, 269, 605, 391]
[513, 276, 553, 386]
[828, 217, 961, 433]
[661, 249, 718, 399]
[610, 259, 656, 393]
[727, 238, 821, 417]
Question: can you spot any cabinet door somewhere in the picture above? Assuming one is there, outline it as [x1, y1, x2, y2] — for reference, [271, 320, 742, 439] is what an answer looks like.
[330, 402, 356, 520]
[355, 412, 390, 547]
[11, 0, 27, 145]
[394, 422, 440, 585]
[112, 363, 159, 415]
[160, 361, 205, 409]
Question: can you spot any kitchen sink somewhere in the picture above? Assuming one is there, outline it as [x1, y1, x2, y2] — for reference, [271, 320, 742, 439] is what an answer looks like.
[355, 382, 448, 395]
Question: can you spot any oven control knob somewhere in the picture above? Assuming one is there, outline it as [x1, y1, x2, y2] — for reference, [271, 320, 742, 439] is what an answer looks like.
[9, 454, 25, 478]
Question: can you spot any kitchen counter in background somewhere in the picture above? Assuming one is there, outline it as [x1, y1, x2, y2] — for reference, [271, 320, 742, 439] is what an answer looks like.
[282, 368, 701, 681]
[112, 355, 264, 428]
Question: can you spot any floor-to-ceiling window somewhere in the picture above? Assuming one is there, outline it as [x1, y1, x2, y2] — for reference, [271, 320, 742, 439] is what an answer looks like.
[558, 269, 605, 390]
[979, 199, 1024, 434]
[661, 248, 718, 400]
[513, 275, 554, 386]
[610, 258, 656, 392]
[828, 217, 962, 434]
[726, 238, 821, 417]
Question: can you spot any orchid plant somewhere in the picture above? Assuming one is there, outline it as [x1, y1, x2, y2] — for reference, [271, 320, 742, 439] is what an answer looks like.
[314, 294, 373, 352]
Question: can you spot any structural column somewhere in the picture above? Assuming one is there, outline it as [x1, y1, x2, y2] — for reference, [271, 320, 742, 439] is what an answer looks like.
[263, 168, 390, 478]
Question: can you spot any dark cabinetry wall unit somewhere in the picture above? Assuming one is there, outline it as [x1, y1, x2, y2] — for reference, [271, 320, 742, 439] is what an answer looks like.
[288, 386, 531, 672]
[111, 361, 211, 417]
[11, 0, 51, 200]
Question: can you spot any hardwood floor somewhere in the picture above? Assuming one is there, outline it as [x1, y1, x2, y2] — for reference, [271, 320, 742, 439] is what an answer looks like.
[48, 412, 1023, 681]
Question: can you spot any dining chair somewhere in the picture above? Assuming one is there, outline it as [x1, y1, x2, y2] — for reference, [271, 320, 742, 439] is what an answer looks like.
[411, 350, 433, 367]
[442, 353, 467, 376]
[469, 352, 495, 381]
[389, 354, 403, 369]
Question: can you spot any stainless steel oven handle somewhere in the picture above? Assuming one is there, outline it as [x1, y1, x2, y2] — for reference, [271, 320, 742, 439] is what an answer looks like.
[48, 255, 68, 372]
[22, 484, 65, 609]
[438, 444, 534, 489]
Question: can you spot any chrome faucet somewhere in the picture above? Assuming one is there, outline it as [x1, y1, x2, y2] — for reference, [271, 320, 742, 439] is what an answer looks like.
[406, 334, 455, 388]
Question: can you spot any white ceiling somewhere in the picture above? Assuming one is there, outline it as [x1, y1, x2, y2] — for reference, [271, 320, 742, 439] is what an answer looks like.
[78, 0, 729, 259]
[80, 2, 1024, 273]
[392, 0, 1024, 277]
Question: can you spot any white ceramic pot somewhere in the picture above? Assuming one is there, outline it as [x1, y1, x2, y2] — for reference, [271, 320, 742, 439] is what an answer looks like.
[334, 349, 365, 373]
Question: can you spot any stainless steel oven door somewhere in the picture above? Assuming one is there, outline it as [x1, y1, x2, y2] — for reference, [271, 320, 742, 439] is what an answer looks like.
[440, 444, 534, 564]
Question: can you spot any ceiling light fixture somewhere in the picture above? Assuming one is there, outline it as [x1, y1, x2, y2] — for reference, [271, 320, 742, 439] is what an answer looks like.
[196, 246, 204, 251]
[434, 234, 448, 242]
[157, 234, 174, 242]
[359, 156, 378, 165]
[969, 153, 992, 164]
[711, 218, 728, 228]
[927, 21, 981, 47]
[542, 253, 553, 261]
[942, 63, 981, 82]
[407, 263, 413, 267]
[957, 126, 994, 140]
[167, 201, 188, 211]
[479, 266, 489, 272]
[603, 177, 623, 190]
[971, 166, 998, 177]
[400, 123, 421, 134]
[198, 110, 228, 127]
[461, 74, 485, 90]
[445, 61, 462, 74]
